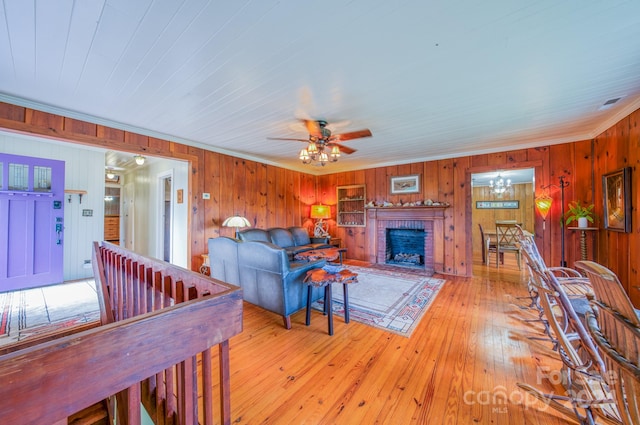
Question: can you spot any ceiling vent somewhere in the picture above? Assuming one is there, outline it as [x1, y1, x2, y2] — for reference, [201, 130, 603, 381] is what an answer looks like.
[598, 97, 624, 111]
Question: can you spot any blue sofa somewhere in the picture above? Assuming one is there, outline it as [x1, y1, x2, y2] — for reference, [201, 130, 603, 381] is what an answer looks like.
[238, 227, 331, 260]
[208, 236, 326, 329]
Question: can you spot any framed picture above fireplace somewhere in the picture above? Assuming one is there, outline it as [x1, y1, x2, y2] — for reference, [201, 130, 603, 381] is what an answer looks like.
[390, 174, 420, 194]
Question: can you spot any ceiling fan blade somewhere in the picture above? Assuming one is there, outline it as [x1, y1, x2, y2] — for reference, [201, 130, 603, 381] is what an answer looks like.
[304, 120, 322, 138]
[267, 137, 309, 142]
[328, 143, 356, 154]
[330, 129, 372, 142]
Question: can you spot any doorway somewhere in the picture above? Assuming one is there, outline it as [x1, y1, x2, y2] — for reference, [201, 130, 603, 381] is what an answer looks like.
[471, 168, 535, 268]
[158, 171, 173, 263]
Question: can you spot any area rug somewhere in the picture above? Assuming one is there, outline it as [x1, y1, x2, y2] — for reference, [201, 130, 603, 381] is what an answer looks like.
[0, 280, 101, 348]
[311, 265, 447, 337]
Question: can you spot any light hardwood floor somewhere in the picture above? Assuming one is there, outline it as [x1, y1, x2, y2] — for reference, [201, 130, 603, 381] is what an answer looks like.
[205, 256, 575, 424]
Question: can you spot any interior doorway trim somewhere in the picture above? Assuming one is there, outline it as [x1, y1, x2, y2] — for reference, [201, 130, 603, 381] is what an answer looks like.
[157, 169, 174, 263]
[465, 160, 543, 276]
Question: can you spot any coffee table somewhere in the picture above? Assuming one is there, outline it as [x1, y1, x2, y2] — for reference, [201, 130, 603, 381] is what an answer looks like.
[304, 268, 358, 335]
[295, 247, 347, 264]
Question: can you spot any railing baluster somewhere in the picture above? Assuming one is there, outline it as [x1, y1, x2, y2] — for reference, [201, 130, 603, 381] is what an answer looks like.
[95, 242, 239, 425]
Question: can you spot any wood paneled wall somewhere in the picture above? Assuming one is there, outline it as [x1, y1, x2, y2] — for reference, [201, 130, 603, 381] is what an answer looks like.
[0, 102, 317, 273]
[201, 152, 318, 243]
[1, 101, 639, 305]
[317, 108, 640, 306]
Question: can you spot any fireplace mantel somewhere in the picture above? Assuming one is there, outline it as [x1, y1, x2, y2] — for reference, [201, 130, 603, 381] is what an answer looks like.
[366, 207, 448, 274]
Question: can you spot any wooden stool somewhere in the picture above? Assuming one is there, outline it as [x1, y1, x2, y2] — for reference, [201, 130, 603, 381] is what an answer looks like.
[304, 268, 358, 335]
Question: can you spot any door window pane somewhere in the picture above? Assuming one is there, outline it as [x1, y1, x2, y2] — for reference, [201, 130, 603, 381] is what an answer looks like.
[8, 163, 29, 191]
[33, 166, 52, 192]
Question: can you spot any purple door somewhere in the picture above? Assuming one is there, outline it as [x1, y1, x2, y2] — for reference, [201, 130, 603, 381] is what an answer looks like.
[0, 153, 65, 292]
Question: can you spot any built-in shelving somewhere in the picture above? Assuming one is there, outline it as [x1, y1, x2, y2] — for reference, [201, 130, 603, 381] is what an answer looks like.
[337, 184, 366, 227]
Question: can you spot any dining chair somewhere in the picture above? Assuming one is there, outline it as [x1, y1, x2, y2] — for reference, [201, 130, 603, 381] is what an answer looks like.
[495, 221, 522, 269]
[478, 223, 502, 266]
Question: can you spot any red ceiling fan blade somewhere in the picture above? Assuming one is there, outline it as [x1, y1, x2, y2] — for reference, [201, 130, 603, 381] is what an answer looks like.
[329, 129, 372, 142]
[304, 120, 322, 138]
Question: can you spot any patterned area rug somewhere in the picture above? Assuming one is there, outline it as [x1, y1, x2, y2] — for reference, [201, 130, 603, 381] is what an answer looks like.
[311, 265, 446, 337]
[0, 280, 101, 348]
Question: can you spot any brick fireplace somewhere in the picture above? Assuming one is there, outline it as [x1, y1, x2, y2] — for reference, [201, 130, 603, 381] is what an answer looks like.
[366, 207, 447, 275]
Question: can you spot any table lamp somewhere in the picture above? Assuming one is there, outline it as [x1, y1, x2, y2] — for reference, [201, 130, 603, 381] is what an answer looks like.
[222, 215, 251, 238]
[310, 204, 331, 238]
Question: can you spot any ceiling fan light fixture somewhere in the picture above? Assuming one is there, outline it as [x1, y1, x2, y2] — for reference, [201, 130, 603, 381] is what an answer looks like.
[106, 171, 115, 179]
[330, 145, 340, 161]
[307, 142, 318, 155]
[299, 148, 311, 164]
[278, 119, 371, 167]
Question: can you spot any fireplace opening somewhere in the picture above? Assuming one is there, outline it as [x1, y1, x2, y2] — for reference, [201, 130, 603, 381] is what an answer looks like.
[385, 228, 425, 268]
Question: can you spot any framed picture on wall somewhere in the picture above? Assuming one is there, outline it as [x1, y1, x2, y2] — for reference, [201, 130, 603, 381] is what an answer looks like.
[390, 174, 420, 194]
[476, 200, 519, 209]
[602, 167, 631, 232]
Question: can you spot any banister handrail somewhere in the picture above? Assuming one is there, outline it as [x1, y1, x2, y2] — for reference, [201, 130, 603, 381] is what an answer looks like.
[0, 241, 243, 425]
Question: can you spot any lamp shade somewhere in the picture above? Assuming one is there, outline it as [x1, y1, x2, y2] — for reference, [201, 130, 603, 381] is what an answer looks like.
[535, 196, 553, 220]
[222, 215, 251, 228]
[310, 204, 331, 219]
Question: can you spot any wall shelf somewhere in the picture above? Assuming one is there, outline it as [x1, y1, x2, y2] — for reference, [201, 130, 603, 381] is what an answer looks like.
[65, 189, 88, 203]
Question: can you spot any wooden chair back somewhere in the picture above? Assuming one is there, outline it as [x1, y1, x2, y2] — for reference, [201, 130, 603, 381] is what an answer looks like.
[495, 222, 521, 268]
[587, 302, 640, 425]
[478, 223, 501, 266]
[575, 261, 640, 327]
[478, 223, 488, 264]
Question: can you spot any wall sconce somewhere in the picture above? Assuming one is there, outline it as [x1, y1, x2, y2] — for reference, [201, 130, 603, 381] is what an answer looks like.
[310, 204, 331, 238]
[134, 155, 146, 165]
[222, 215, 251, 238]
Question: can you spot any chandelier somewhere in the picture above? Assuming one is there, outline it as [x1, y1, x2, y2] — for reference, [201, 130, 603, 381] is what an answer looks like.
[299, 141, 341, 166]
[489, 174, 511, 195]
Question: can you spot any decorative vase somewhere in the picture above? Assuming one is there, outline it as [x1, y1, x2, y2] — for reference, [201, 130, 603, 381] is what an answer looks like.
[578, 217, 589, 228]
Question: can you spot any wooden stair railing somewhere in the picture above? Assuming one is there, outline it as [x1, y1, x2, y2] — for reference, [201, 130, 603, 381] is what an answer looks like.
[0, 241, 243, 425]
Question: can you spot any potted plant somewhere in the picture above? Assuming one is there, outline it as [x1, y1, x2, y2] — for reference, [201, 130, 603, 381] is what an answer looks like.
[565, 200, 595, 228]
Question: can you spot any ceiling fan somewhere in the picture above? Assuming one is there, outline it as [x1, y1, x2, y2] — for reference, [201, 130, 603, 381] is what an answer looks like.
[268, 119, 372, 165]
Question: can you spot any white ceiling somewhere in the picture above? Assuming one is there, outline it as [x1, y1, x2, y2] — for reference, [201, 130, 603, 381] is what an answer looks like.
[1, 1, 640, 175]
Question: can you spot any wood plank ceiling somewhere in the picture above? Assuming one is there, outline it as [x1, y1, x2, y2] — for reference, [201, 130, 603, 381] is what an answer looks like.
[1, 0, 640, 174]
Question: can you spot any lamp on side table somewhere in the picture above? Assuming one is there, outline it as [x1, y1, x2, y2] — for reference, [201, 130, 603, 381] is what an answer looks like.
[310, 204, 331, 238]
[222, 215, 251, 238]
